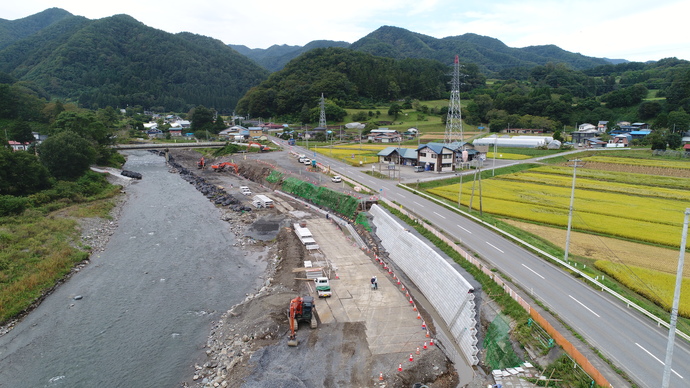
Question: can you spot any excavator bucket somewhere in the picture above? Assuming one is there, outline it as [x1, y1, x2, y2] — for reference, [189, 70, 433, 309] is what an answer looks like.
[287, 338, 299, 347]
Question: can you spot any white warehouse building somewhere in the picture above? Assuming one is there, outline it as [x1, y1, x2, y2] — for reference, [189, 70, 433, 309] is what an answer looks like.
[473, 135, 554, 148]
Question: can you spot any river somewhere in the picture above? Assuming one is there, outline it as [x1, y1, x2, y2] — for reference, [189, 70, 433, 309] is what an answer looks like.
[0, 150, 266, 388]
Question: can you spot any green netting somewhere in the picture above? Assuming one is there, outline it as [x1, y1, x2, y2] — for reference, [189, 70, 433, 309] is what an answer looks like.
[265, 170, 284, 183]
[355, 212, 372, 231]
[281, 177, 360, 219]
[483, 314, 523, 370]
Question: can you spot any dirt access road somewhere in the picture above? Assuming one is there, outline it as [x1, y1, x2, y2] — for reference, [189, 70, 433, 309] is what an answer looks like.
[168, 149, 463, 388]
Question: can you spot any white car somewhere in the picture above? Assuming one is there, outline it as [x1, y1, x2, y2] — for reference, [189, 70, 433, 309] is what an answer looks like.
[303, 158, 311, 165]
[331, 175, 342, 183]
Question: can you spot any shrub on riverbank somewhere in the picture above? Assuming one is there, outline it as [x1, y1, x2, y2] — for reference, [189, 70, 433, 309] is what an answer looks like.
[0, 172, 120, 324]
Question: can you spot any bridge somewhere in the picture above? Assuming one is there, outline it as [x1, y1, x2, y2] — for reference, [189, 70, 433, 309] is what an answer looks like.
[112, 142, 228, 150]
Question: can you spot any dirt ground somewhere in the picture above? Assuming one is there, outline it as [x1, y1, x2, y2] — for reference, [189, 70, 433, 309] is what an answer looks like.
[166, 149, 465, 388]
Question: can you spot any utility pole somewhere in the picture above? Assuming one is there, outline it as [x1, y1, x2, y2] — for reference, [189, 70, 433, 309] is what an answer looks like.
[661, 208, 689, 387]
[564, 159, 585, 262]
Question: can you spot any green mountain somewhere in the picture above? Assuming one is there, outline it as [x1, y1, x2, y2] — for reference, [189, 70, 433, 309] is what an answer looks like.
[233, 26, 614, 74]
[0, 10, 269, 112]
[230, 40, 350, 72]
[350, 26, 611, 74]
[235, 47, 456, 119]
[0, 8, 73, 49]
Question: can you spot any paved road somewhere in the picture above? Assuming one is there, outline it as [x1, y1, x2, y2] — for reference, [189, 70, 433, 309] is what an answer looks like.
[272, 140, 690, 388]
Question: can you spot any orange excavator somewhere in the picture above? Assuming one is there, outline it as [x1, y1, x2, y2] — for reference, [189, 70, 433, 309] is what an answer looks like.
[197, 157, 206, 169]
[248, 141, 270, 152]
[287, 295, 317, 347]
[210, 162, 238, 173]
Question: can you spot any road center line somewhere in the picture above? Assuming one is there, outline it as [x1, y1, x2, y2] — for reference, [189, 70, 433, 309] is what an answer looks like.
[521, 264, 545, 279]
[396, 193, 406, 198]
[433, 212, 446, 219]
[635, 343, 683, 378]
[457, 225, 472, 234]
[568, 295, 601, 318]
[486, 242, 504, 253]
[413, 201, 424, 207]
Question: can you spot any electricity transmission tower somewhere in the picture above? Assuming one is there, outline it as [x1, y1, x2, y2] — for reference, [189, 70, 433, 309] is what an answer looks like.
[445, 55, 463, 145]
[318, 93, 327, 129]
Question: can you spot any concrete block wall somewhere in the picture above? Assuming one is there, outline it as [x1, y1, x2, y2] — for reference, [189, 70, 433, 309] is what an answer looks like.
[370, 205, 479, 365]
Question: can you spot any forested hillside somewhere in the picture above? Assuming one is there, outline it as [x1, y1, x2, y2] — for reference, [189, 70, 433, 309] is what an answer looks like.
[350, 26, 611, 75]
[0, 8, 73, 49]
[234, 47, 477, 121]
[0, 11, 269, 112]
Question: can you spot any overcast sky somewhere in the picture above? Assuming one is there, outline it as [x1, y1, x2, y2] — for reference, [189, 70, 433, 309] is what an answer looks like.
[2, 0, 688, 63]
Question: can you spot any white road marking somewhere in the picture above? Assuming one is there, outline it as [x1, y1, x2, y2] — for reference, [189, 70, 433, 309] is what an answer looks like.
[486, 242, 504, 253]
[521, 264, 545, 279]
[636, 343, 683, 378]
[413, 201, 424, 207]
[457, 225, 472, 234]
[396, 193, 406, 198]
[568, 295, 600, 318]
[433, 212, 446, 219]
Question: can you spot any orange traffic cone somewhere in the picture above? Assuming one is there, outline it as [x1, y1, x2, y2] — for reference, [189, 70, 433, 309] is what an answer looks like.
[410, 298, 415, 305]
[401, 285, 405, 291]
[398, 363, 403, 372]
[430, 338, 435, 346]
[416, 347, 420, 355]
[379, 372, 384, 381]
[425, 330, 430, 338]
[423, 341, 427, 349]
[397, 279, 401, 285]
[417, 312, 421, 319]
[422, 320, 426, 329]
[335, 273, 339, 279]
[413, 304, 417, 311]
[409, 353, 414, 362]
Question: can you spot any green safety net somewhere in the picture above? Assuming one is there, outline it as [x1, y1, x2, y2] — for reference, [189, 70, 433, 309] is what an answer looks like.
[483, 314, 523, 370]
[355, 212, 372, 231]
[281, 177, 359, 218]
[265, 170, 284, 183]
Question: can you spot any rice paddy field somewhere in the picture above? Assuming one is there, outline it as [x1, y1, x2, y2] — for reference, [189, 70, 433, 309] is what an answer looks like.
[427, 153, 690, 316]
[311, 144, 417, 166]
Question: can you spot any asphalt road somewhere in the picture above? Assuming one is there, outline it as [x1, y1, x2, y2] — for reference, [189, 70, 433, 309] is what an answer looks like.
[267, 139, 690, 388]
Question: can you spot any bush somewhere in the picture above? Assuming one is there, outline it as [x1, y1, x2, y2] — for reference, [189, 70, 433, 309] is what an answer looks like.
[0, 195, 28, 216]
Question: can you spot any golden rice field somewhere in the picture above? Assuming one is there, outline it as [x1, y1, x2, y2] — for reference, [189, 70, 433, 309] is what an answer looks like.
[428, 158, 690, 247]
[486, 152, 533, 160]
[595, 261, 690, 317]
[502, 219, 689, 278]
[585, 155, 690, 170]
[311, 147, 379, 166]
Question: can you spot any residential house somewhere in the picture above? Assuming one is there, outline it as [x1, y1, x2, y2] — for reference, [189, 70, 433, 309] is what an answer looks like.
[367, 129, 401, 143]
[416, 143, 459, 172]
[608, 134, 630, 147]
[598, 121, 609, 132]
[376, 147, 419, 166]
[630, 130, 652, 140]
[8, 140, 30, 151]
[248, 127, 264, 138]
[169, 128, 182, 137]
[504, 128, 546, 134]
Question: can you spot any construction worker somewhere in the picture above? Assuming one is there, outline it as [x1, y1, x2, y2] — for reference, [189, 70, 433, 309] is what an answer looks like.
[371, 276, 378, 290]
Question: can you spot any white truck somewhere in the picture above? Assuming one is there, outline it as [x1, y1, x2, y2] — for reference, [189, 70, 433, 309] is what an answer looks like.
[239, 186, 252, 195]
[314, 277, 331, 298]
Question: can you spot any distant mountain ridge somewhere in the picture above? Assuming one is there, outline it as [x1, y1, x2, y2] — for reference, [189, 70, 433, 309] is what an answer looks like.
[0, 9, 269, 111]
[230, 40, 350, 72]
[232, 25, 616, 74]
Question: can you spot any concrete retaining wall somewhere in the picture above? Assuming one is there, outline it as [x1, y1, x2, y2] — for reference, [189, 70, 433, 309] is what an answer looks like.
[370, 204, 479, 365]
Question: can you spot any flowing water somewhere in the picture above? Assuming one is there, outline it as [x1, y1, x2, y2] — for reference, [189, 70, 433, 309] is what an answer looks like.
[0, 150, 266, 388]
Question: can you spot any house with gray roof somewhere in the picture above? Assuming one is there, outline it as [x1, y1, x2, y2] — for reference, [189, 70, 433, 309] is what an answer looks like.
[376, 147, 419, 166]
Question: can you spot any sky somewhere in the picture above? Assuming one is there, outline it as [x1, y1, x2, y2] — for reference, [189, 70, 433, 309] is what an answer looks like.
[2, 0, 689, 63]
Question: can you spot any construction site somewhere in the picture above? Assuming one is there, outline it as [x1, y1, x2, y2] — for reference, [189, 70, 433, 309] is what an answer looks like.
[169, 149, 543, 388]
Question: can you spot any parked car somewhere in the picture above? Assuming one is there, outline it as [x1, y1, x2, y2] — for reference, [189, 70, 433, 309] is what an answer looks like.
[413, 166, 425, 172]
[331, 175, 342, 183]
[303, 158, 311, 165]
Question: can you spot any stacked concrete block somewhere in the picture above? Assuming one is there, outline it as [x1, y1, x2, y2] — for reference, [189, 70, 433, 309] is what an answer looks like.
[370, 205, 479, 365]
